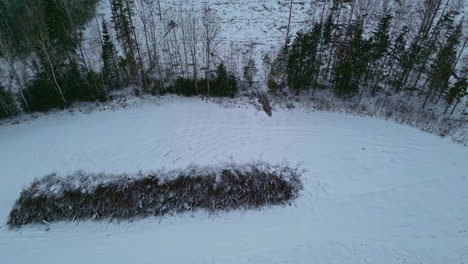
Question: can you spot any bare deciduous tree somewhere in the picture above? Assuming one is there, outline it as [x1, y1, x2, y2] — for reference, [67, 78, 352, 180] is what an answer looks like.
[36, 32, 67, 104]
[186, 7, 200, 93]
[202, 6, 220, 95]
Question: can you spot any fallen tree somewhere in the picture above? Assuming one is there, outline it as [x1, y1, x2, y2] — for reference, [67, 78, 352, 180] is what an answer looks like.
[7, 162, 303, 228]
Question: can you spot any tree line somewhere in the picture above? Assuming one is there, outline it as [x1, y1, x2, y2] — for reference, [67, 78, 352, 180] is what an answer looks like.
[0, 0, 467, 119]
[0, 0, 102, 116]
[268, 0, 467, 115]
[0, 0, 242, 118]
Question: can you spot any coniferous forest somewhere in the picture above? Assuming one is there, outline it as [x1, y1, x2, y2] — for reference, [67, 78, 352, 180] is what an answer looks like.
[0, 0, 467, 119]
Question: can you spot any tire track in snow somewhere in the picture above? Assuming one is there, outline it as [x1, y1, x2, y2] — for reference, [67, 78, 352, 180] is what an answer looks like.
[153, 125, 335, 162]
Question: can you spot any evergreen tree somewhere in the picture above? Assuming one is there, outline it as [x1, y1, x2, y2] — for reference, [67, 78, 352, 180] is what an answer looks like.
[110, 0, 137, 79]
[396, 10, 456, 93]
[61, 61, 93, 101]
[214, 63, 238, 97]
[322, 13, 334, 48]
[411, 10, 457, 93]
[101, 20, 120, 90]
[43, 0, 75, 55]
[267, 45, 288, 93]
[367, 14, 392, 94]
[333, 21, 368, 97]
[286, 23, 322, 94]
[0, 1, 14, 55]
[287, 31, 310, 93]
[23, 71, 67, 112]
[243, 59, 258, 88]
[372, 15, 392, 59]
[445, 77, 467, 114]
[323, 1, 343, 84]
[315, 12, 334, 86]
[389, 26, 409, 89]
[423, 21, 462, 108]
[0, 0, 99, 57]
[349, 21, 370, 92]
[333, 46, 354, 97]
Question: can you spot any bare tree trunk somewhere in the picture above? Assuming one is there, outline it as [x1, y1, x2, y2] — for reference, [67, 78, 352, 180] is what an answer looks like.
[158, 0, 163, 21]
[453, 36, 468, 71]
[94, 15, 108, 91]
[398, 0, 444, 92]
[324, 1, 343, 85]
[179, 9, 190, 80]
[37, 32, 67, 104]
[77, 40, 97, 98]
[165, 37, 177, 91]
[61, 0, 100, 99]
[172, 26, 185, 78]
[95, 14, 104, 48]
[202, 7, 220, 95]
[148, 6, 164, 92]
[206, 41, 211, 95]
[187, 8, 199, 93]
[137, 0, 154, 72]
[285, 0, 293, 48]
[125, 0, 148, 93]
[347, 0, 356, 28]
[460, 102, 467, 116]
[449, 98, 460, 115]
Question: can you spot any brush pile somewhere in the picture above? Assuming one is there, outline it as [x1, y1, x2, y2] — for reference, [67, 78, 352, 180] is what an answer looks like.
[8, 162, 303, 228]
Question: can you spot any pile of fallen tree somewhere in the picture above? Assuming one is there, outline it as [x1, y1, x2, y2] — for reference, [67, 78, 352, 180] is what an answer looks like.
[7, 162, 303, 228]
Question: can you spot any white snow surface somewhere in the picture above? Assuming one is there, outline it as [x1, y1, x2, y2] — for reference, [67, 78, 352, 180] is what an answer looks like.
[1, 98, 468, 263]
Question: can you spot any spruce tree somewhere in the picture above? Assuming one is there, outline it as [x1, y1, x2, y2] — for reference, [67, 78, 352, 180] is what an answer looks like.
[389, 26, 409, 89]
[370, 15, 392, 62]
[101, 20, 120, 90]
[445, 77, 467, 114]
[349, 21, 370, 94]
[412, 10, 457, 93]
[368, 14, 392, 94]
[214, 63, 238, 97]
[423, 21, 462, 108]
[396, 10, 456, 93]
[268, 45, 289, 92]
[243, 59, 258, 88]
[286, 23, 322, 94]
[333, 21, 367, 97]
[110, 0, 137, 79]
[322, 13, 334, 48]
[43, 0, 75, 55]
[333, 46, 354, 97]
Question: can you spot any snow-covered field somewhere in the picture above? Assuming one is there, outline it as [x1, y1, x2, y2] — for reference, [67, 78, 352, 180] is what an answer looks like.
[84, 0, 314, 76]
[1, 98, 467, 263]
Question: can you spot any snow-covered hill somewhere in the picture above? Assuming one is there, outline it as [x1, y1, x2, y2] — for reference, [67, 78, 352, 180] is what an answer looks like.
[1, 98, 467, 263]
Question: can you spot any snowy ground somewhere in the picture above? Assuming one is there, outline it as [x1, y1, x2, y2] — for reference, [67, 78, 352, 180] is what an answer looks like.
[1, 98, 468, 263]
[84, 0, 315, 77]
